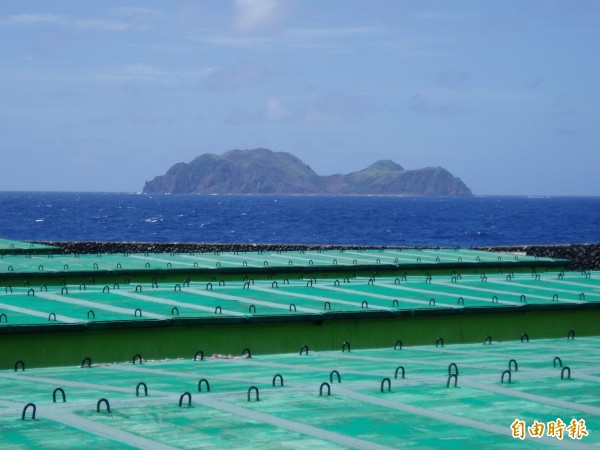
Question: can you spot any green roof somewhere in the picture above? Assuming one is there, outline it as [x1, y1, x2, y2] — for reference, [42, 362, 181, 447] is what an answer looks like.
[1, 336, 597, 448]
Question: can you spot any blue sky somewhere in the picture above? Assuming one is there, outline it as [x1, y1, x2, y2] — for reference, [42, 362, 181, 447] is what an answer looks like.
[1, 1, 598, 195]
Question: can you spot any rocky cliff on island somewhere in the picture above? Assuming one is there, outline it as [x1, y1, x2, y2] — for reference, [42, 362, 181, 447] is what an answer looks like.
[143, 148, 472, 196]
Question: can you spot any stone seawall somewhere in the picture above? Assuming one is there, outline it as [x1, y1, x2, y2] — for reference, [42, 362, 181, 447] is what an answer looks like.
[476, 244, 600, 271]
[34, 241, 600, 271]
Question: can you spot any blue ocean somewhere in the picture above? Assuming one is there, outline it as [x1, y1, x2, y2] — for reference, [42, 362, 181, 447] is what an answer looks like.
[0, 192, 599, 247]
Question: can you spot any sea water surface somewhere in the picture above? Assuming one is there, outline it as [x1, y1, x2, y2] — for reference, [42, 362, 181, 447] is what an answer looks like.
[1, 192, 599, 247]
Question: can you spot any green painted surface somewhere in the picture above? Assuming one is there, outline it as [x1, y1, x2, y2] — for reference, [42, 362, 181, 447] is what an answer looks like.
[0, 248, 561, 273]
[1, 270, 595, 327]
[1, 337, 598, 448]
[2, 306, 599, 369]
[1, 267, 599, 368]
[0, 246, 597, 448]
[0, 238, 57, 254]
[0, 248, 566, 288]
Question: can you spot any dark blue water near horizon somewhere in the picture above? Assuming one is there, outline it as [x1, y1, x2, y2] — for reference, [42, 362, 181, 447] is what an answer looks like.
[1, 192, 599, 247]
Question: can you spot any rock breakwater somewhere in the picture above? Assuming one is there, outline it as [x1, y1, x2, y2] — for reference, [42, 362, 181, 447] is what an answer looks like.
[476, 244, 600, 271]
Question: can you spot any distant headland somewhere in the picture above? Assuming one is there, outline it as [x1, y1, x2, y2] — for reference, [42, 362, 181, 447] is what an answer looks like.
[143, 148, 472, 196]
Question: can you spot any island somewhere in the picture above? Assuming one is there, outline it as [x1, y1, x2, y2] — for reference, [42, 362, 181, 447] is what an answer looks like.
[142, 148, 472, 196]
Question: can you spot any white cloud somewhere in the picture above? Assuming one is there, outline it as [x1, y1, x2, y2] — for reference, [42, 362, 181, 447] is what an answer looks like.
[110, 7, 162, 20]
[233, 0, 282, 33]
[224, 92, 373, 126]
[191, 34, 271, 47]
[0, 13, 62, 25]
[224, 96, 291, 125]
[286, 26, 380, 39]
[265, 97, 290, 121]
[413, 12, 477, 21]
[101, 64, 216, 85]
[109, 7, 162, 29]
[204, 63, 269, 89]
[302, 92, 373, 124]
[190, 25, 380, 51]
[71, 18, 129, 31]
[0, 13, 129, 31]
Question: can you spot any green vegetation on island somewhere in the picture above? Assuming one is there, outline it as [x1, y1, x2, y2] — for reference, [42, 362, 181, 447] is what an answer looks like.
[143, 148, 472, 196]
